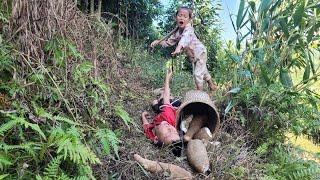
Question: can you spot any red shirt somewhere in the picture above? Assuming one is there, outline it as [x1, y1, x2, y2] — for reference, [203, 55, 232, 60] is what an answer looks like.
[143, 104, 177, 142]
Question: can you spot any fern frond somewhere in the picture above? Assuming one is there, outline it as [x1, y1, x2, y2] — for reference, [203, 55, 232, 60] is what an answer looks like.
[0, 116, 24, 136]
[49, 127, 100, 164]
[43, 156, 63, 179]
[75, 165, 95, 180]
[0, 153, 12, 170]
[24, 122, 46, 140]
[0, 174, 9, 180]
[289, 164, 320, 180]
[35, 174, 43, 180]
[0, 115, 46, 140]
[34, 106, 79, 127]
[54, 115, 80, 126]
[58, 172, 72, 180]
[96, 129, 120, 158]
[0, 142, 41, 157]
[115, 105, 134, 130]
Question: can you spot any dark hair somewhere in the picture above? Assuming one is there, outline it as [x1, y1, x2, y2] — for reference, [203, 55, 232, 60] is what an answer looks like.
[176, 6, 193, 19]
[152, 98, 182, 114]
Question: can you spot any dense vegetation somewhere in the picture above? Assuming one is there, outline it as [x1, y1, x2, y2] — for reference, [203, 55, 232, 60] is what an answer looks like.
[0, 0, 319, 179]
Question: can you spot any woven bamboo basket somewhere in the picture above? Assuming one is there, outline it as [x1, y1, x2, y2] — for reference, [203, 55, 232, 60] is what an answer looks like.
[176, 90, 220, 135]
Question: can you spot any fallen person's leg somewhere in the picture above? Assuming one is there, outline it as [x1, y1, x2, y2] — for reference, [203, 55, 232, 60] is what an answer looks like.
[134, 154, 192, 180]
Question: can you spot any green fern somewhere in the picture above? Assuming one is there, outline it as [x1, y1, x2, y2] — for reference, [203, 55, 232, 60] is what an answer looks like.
[0, 115, 46, 140]
[0, 174, 9, 180]
[0, 153, 12, 170]
[48, 127, 100, 164]
[115, 105, 134, 130]
[91, 78, 110, 96]
[0, 117, 23, 136]
[32, 102, 79, 126]
[43, 156, 63, 179]
[96, 129, 120, 158]
[289, 164, 320, 180]
[0, 142, 41, 158]
[74, 164, 95, 180]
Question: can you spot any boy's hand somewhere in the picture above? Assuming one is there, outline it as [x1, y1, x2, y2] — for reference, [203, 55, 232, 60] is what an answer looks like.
[171, 45, 182, 56]
[150, 40, 160, 48]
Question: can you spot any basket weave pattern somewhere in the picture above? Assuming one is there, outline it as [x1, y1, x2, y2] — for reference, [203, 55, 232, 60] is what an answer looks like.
[176, 90, 220, 135]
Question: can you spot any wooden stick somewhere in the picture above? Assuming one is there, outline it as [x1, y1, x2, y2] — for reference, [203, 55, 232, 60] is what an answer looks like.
[152, 26, 179, 48]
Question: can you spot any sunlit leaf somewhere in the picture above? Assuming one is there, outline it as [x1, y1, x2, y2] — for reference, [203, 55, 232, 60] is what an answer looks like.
[236, 0, 245, 29]
[228, 87, 241, 94]
[224, 100, 236, 114]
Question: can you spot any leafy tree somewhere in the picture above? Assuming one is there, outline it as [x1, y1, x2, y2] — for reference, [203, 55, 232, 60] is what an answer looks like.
[78, 0, 162, 39]
[220, 0, 320, 144]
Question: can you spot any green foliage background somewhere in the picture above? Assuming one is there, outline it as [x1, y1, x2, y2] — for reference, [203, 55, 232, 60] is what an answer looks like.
[0, 0, 319, 179]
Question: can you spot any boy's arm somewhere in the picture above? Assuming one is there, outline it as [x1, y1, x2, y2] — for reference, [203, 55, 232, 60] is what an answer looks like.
[160, 34, 179, 47]
[150, 27, 179, 48]
[171, 44, 183, 56]
[172, 27, 193, 56]
[162, 68, 172, 105]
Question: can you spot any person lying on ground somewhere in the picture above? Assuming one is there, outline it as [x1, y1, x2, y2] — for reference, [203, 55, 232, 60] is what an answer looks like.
[141, 68, 182, 146]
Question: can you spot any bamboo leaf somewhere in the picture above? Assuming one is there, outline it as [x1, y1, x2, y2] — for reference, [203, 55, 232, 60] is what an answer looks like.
[262, 17, 270, 32]
[303, 65, 310, 83]
[293, 0, 305, 27]
[258, 0, 273, 17]
[307, 50, 316, 76]
[280, 68, 293, 87]
[307, 23, 320, 43]
[270, 0, 282, 12]
[248, 1, 256, 12]
[279, 18, 290, 38]
[229, 54, 241, 63]
[236, 0, 245, 29]
[288, 33, 300, 44]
